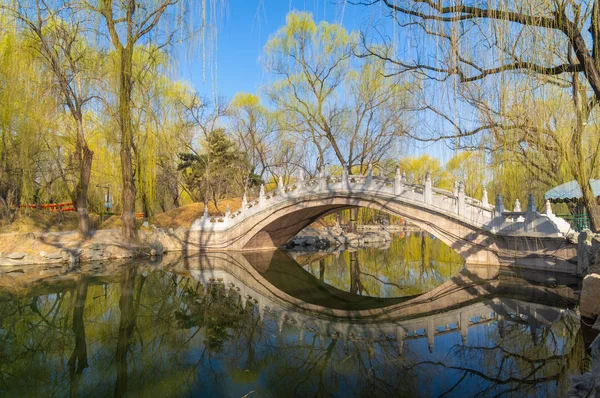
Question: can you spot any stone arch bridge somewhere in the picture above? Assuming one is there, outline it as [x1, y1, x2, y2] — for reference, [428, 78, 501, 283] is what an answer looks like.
[188, 169, 578, 273]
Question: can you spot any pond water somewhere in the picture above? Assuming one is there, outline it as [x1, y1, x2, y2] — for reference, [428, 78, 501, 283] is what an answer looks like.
[0, 234, 588, 397]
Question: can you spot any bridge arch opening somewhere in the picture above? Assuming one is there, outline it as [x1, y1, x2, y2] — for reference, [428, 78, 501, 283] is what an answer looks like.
[237, 195, 499, 264]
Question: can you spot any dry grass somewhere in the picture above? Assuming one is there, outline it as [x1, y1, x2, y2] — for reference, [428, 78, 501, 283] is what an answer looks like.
[0, 210, 101, 233]
[0, 198, 244, 233]
[153, 199, 242, 229]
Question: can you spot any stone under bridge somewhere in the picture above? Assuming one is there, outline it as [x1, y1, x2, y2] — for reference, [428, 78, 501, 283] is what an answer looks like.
[189, 169, 578, 273]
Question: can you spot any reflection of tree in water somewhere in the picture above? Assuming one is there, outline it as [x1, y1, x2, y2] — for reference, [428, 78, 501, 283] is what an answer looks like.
[304, 233, 464, 297]
[394, 313, 585, 397]
[0, 266, 587, 397]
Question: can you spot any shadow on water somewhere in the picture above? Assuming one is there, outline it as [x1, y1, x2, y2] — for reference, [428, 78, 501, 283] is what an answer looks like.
[0, 241, 588, 397]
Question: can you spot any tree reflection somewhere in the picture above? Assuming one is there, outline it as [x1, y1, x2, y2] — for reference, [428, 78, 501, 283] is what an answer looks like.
[115, 267, 141, 398]
[68, 275, 89, 397]
[303, 233, 464, 297]
[0, 258, 588, 397]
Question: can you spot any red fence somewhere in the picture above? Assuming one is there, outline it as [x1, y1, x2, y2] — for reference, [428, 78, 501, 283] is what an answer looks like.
[11, 203, 145, 218]
[13, 202, 75, 212]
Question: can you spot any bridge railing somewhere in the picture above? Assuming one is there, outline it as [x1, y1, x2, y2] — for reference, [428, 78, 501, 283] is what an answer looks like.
[190, 166, 574, 238]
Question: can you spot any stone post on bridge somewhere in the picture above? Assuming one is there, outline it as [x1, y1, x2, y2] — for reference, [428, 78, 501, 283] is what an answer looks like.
[493, 194, 505, 231]
[366, 163, 373, 187]
[482, 188, 489, 207]
[224, 205, 231, 224]
[297, 169, 304, 188]
[259, 184, 265, 209]
[457, 182, 466, 216]
[241, 193, 247, 217]
[424, 172, 433, 205]
[278, 176, 285, 196]
[526, 193, 537, 229]
[514, 199, 521, 212]
[394, 166, 402, 195]
[342, 164, 350, 191]
[319, 169, 325, 191]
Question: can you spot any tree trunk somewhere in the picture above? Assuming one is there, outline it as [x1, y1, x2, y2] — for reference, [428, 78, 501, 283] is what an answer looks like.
[75, 144, 93, 239]
[349, 207, 358, 233]
[581, 180, 600, 232]
[118, 47, 137, 241]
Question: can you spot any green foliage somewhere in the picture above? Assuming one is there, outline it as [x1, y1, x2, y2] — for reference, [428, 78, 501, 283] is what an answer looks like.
[177, 129, 252, 204]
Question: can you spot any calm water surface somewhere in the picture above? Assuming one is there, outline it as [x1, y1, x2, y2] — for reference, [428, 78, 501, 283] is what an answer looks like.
[0, 234, 587, 397]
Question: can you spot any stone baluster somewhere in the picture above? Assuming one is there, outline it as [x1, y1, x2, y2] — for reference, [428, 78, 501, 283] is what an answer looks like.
[545, 199, 553, 216]
[278, 175, 285, 196]
[457, 182, 466, 215]
[394, 166, 402, 195]
[366, 162, 373, 187]
[298, 169, 304, 188]
[424, 172, 433, 205]
[225, 204, 231, 222]
[482, 188, 489, 207]
[259, 184, 265, 209]
[319, 169, 326, 191]
[453, 180, 459, 197]
[401, 170, 407, 184]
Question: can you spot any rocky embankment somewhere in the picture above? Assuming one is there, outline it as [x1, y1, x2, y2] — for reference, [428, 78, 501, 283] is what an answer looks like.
[568, 230, 600, 396]
[0, 226, 190, 268]
[285, 224, 395, 251]
[0, 223, 400, 268]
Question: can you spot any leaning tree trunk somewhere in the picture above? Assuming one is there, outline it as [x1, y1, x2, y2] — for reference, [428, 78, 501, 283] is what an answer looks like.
[118, 47, 137, 241]
[581, 180, 600, 232]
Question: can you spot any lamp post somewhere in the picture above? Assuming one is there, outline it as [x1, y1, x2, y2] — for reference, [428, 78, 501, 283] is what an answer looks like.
[97, 184, 112, 223]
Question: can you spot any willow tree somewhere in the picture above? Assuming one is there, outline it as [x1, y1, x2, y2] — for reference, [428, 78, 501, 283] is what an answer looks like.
[3, 2, 103, 238]
[0, 17, 59, 216]
[266, 11, 409, 174]
[91, 0, 219, 240]
[357, 0, 600, 231]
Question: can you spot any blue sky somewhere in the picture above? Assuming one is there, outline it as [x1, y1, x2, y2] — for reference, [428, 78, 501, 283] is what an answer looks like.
[177, 0, 383, 100]
[172, 0, 455, 161]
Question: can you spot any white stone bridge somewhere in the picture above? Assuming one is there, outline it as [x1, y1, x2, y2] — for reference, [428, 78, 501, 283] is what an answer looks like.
[189, 168, 577, 273]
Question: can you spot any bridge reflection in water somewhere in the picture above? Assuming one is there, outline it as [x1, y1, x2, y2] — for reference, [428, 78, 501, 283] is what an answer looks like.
[0, 248, 585, 397]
